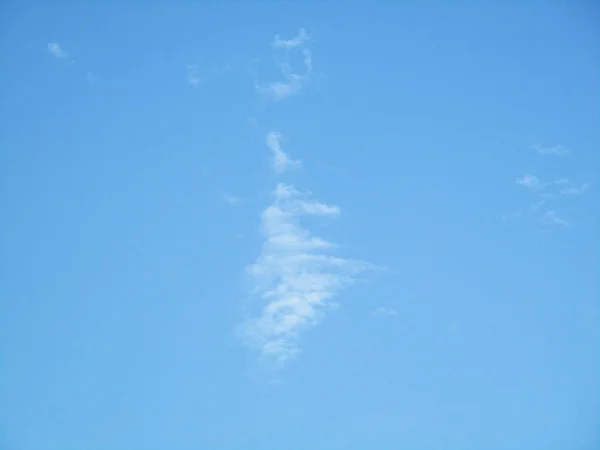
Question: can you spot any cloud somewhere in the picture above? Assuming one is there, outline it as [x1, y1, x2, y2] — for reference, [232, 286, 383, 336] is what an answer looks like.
[259, 29, 313, 101]
[239, 182, 373, 368]
[371, 307, 398, 317]
[561, 183, 590, 196]
[516, 175, 543, 189]
[186, 65, 201, 86]
[544, 210, 570, 226]
[266, 132, 300, 174]
[302, 49, 313, 71]
[516, 176, 573, 191]
[218, 190, 243, 205]
[48, 42, 68, 59]
[239, 31, 378, 369]
[273, 28, 309, 49]
[532, 144, 571, 157]
[501, 211, 524, 222]
[263, 76, 305, 100]
[47, 41, 82, 69]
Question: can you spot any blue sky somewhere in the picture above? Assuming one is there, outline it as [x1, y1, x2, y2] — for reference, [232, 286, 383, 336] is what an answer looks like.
[1, 2, 598, 449]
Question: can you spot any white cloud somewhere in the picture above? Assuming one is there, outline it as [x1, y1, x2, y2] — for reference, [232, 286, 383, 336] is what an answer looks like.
[544, 210, 570, 226]
[239, 183, 373, 368]
[239, 31, 378, 369]
[561, 183, 590, 196]
[263, 76, 304, 100]
[259, 29, 313, 101]
[218, 190, 242, 205]
[266, 132, 300, 174]
[273, 28, 309, 49]
[532, 144, 571, 157]
[186, 65, 201, 86]
[516, 175, 543, 189]
[48, 42, 68, 59]
[302, 49, 313, 71]
[371, 307, 398, 317]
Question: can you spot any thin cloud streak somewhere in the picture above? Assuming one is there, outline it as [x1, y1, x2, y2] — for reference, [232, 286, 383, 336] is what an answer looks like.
[266, 132, 300, 174]
[372, 307, 398, 317]
[561, 183, 590, 196]
[544, 210, 570, 226]
[516, 175, 543, 190]
[532, 144, 571, 157]
[239, 182, 374, 368]
[218, 190, 243, 205]
[240, 31, 377, 369]
[516, 176, 573, 191]
[508, 145, 590, 228]
[259, 30, 313, 101]
[273, 28, 309, 49]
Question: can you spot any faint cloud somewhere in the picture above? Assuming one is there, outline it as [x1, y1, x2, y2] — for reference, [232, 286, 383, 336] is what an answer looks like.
[501, 211, 524, 222]
[507, 144, 590, 228]
[516, 175, 543, 190]
[530, 198, 548, 211]
[218, 190, 243, 205]
[48, 42, 68, 59]
[561, 183, 590, 196]
[186, 65, 201, 86]
[371, 307, 398, 317]
[515, 176, 569, 192]
[239, 30, 379, 370]
[86, 72, 95, 84]
[238, 182, 375, 368]
[262, 76, 304, 100]
[302, 48, 313, 71]
[532, 144, 571, 157]
[273, 28, 309, 49]
[266, 131, 300, 174]
[544, 210, 570, 226]
[259, 29, 313, 101]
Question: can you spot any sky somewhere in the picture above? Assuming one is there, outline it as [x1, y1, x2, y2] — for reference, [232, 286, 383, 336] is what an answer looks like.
[0, 2, 598, 450]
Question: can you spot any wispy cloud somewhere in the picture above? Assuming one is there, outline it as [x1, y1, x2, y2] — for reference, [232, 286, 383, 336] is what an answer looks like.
[259, 30, 313, 101]
[561, 183, 590, 196]
[516, 175, 543, 189]
[186, 64, 201, 86]
[273, 28, 309, 49]
[508, 145, 591, 228]
[532, 144, 571, 157]
[239, 182, 373, 367]
[218, 190, 243, 205]
[47, 41, 89, 74]
[240, 30, 377, 369]
[48, 42, 68, 59]
[263, 76, 304, 100]
[266, 131, 300, 174]
[544, 210, 570, 226]
[371, 307, 398, 317]
[515, 176, 570, 191]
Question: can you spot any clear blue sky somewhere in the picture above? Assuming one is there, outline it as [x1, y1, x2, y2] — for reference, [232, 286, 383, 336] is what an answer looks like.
[1, 2, 598, 449]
